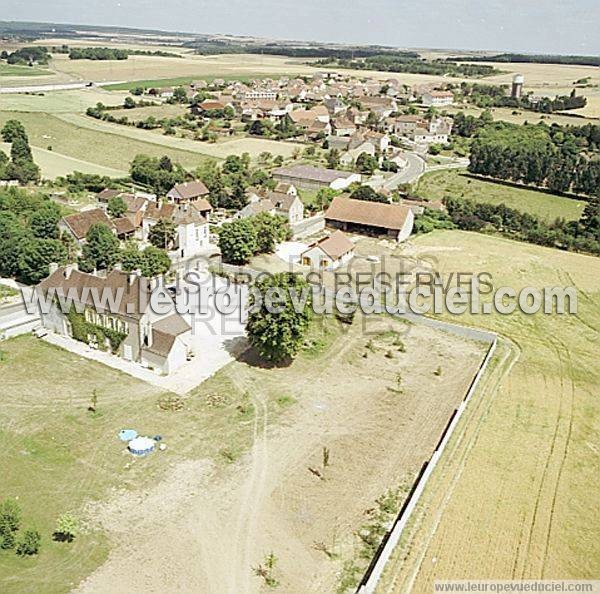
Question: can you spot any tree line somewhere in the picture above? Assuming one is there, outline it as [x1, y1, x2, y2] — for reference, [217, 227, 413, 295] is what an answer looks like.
[442, 195, 600, 256]
[460, 82, 587, 113]
[449, 53, 600, 67]
[467, 121, 600, 197]
[317, 55, 498, 78]
[68, 47, 180, 60]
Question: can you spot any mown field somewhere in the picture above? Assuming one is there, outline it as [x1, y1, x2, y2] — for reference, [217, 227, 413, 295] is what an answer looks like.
[0, 90, 129, 113]
[0, 142, 126, 179]
[0, 63, 51, 77]
[0, 111, 214, 171]
[416, 169, 587, 222]
[378, 231, 600, 593]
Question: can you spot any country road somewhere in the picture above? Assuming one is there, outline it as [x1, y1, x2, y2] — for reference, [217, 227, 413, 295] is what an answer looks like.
[383, 152, 427, 189]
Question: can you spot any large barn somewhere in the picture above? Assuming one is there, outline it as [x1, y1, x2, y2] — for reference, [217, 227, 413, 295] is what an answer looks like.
[324, 196, 414, 242]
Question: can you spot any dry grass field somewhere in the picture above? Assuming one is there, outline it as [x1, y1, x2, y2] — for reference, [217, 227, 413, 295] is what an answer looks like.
[377, 231, 600, 593]
[0, 313, 486, 594]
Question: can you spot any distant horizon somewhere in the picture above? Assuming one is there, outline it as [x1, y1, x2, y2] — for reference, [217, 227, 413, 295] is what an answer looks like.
[1, 0, 599, 56]
[2, 18, 600, 58]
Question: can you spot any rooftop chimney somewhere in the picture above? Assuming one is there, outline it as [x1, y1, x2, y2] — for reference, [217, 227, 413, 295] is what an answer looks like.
[48, 262, 59, 275]
[64, 263, 78, 280]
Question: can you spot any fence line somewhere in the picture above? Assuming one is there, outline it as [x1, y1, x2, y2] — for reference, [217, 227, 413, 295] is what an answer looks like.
[356, 334, 498, 594]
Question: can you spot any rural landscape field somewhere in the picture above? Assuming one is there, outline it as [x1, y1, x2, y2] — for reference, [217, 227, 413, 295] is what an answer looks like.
[0, 10, 598, 594]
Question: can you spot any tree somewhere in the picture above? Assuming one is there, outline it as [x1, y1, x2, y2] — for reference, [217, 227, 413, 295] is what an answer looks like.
[218, 218, 257, 264]
[16, 529, 41, 556]
[1, 120, 26, 143]
[120, 241, 144, 271]
[0, 498, 21, 533]
[252, 212, 290, 254]
[326, 148, 340, 169]
[53, 513, 78, 543]
[172, 86, 188, 103]
[7, 134, 40, 183]
[140, 246, 171, 277]
[355, 152, 378, 175]
[148, 218, 176, 250]
[18, 238, 68, 284]
[81, 223, 120, 271]
[123, 96, 136, 109]
[246, 273, 312, 363]
[30, 203, 60, 238]
[314, 188, 337, 210]
[350, 185, 387, 203]
[107, 195, 127, 218]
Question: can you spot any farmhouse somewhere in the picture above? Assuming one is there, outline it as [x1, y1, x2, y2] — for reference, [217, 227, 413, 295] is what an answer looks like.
[301, 230, 355, 270]
[37, 265, 191, 374]
[143, 201, 211, 258]
[234, 199, 276, 219]
[166, 181, 212, 215]
[325, 196, 414, 241]
[267, 191, 304, 224]
[59, 209, 114, 246]
[272, 165, 360, 191]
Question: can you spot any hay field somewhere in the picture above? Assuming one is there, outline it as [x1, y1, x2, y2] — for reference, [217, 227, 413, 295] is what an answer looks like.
[416, 169, 587, 222]
[48, 53, 314, 84]
[377, 231, 600, 593]
[0, 142, 126, 179]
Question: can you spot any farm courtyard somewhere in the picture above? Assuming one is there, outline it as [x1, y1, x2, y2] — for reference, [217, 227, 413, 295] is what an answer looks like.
[0, 312, 486, 594]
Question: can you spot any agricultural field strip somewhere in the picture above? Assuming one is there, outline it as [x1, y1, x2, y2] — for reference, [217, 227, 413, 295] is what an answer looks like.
[55, 112, 300, 159]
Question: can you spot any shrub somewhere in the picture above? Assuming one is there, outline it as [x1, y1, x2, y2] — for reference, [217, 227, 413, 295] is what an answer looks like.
[16, 529, 41, 556]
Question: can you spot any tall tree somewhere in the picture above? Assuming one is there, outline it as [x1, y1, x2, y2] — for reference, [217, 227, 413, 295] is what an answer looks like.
[148, 218, 176, 250]
[81, 223, 120, 271]
[218, 218, 257, 265]
[246, 273, 312, 363]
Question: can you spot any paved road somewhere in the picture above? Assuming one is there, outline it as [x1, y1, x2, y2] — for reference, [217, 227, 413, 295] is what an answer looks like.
[0, 81, 125, 94]
[383, 152, 427, 189]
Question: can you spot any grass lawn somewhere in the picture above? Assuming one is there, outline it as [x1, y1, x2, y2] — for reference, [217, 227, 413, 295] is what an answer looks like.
[0, 111, 215, 171]
[0, 320, 340, 593]
[0, 64, 51, 77]
[380, 230, 600, 591]
[416, 169, 586, 222]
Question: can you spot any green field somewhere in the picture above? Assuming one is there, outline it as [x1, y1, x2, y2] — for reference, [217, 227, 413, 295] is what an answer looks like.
[103, 73, 281, 92]
[0, 320, 340, 593]
[0, 90, 129, 113]
[0, 111, 215, 171]
[379, 231, 600, 592]
[0, 142, 126, 179]
[416, 169, 587, 222]
[0, 63, 51, 77]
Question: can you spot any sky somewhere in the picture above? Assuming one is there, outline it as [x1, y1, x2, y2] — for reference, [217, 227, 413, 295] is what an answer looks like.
[2, 0, 599, 55]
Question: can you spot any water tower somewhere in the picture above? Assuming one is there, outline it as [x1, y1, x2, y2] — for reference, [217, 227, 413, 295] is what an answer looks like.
[511, 74, 524, 99]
